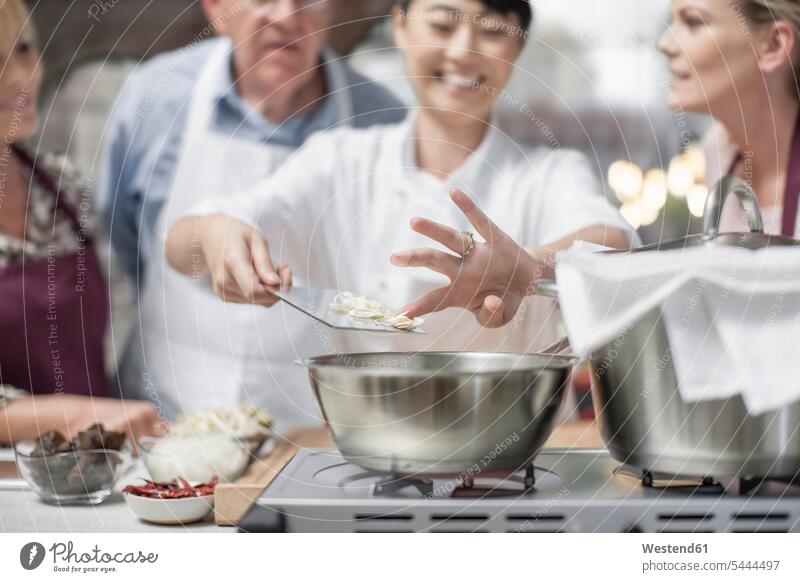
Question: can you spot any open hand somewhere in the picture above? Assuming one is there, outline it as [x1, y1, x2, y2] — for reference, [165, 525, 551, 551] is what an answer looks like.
[390, 188, 543, 328]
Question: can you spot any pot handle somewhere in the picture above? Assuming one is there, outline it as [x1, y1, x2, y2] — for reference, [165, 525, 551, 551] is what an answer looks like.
[703, 176, 765, 238]
[538, 335, 573, 357]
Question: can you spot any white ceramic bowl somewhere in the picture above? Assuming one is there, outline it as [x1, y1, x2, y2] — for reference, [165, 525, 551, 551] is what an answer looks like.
[137, 435, 251, 483]
[123, 492, 214, 525]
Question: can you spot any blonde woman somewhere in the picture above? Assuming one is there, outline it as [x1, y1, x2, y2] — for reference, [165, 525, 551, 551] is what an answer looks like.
[0, 0, 162, 444]
[659, 0, 800, 235]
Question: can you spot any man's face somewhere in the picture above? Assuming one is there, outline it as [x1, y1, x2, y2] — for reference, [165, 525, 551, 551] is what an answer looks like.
[207, 0, 332, 95]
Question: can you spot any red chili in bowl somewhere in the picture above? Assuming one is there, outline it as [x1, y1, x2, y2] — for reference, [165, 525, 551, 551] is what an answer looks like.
[123, 477, 218, 499]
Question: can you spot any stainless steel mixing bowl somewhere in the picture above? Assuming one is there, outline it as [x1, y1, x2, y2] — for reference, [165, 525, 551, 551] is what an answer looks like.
[303, 351, 574, 475]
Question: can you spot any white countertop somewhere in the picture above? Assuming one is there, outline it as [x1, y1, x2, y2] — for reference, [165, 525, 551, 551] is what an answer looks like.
[0, 448, 232, 533]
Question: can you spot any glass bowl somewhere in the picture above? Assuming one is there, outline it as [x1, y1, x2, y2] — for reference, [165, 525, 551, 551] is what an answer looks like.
[14, 442, 132, 505]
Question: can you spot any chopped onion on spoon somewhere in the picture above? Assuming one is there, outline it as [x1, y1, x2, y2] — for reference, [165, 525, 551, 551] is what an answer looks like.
[329, 292, 424, 331]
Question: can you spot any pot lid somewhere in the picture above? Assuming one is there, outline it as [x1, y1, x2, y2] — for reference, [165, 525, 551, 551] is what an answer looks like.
[626, 231, 800, 253]
[618, 176, 800, 253]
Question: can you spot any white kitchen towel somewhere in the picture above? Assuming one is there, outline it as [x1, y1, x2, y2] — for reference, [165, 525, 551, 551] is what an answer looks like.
[554, 241, 800, 414]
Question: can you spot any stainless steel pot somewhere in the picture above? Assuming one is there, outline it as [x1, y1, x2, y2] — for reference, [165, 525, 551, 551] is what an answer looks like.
[541, 177, 800, 478]
[303, 351, 574, 475]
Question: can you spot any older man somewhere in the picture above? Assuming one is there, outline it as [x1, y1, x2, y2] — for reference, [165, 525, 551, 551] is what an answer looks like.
[97, 0, 405, 425]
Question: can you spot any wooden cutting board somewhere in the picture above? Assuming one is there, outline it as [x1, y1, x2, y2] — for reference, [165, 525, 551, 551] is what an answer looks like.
[214, 421, 602, 526]
[214, 427, 334, 526]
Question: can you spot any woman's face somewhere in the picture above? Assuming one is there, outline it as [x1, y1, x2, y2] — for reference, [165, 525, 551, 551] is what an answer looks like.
[394, 0, 524, 124]
[657, 0, 777, 116]
[0, 25, 42, 143]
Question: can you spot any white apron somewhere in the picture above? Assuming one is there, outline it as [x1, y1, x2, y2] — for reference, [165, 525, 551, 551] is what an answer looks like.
[122, 40, 353, 425]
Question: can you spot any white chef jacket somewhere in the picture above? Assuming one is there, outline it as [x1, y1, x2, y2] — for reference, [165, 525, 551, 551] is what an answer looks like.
[190, 114, 635, 356]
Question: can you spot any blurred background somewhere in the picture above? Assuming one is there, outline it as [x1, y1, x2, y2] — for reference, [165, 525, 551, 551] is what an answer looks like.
[26, 0, 710, 248]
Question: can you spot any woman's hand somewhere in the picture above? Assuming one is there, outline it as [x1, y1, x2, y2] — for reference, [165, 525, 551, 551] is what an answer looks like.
[0, 395, 166, 448]
[390, 188, 545, 328]
[167, 214, 292, 307]
[70, 398, 167, 445]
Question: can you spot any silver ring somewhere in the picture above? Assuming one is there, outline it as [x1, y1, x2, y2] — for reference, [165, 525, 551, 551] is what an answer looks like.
[460, 231, 475, 258]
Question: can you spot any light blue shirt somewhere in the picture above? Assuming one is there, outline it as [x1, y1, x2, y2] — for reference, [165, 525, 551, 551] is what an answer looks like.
[96, 38, 407, 283]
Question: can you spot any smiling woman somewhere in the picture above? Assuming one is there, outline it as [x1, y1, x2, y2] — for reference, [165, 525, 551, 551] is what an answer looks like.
[392, 0, 533, 175]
